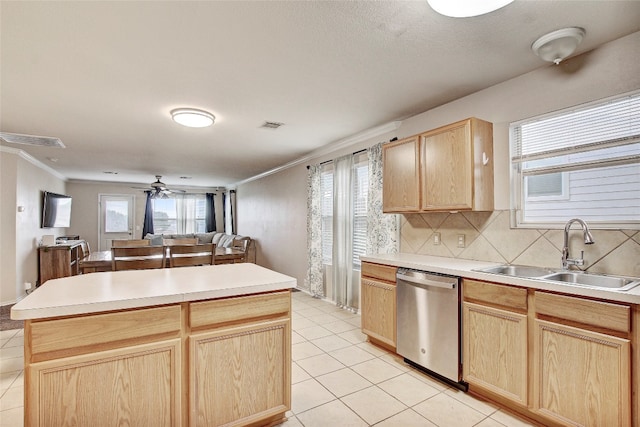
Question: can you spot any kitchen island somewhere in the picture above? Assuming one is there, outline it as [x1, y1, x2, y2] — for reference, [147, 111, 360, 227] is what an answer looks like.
[11, 263, 296, 427]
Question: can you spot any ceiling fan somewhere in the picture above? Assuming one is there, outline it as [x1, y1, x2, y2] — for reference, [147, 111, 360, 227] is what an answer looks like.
[134, 175, 186, 198]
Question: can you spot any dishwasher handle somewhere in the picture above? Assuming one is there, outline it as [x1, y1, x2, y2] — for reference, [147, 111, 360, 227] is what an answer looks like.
[397, 272, 457, 289]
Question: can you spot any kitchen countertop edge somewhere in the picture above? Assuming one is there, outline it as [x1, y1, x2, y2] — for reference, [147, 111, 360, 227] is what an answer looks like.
[11, 263, 296, 320]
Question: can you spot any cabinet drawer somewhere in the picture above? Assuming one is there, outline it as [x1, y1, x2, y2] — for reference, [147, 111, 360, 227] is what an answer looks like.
[30, 305, 181, 358]
[535, 291, 630, 333]
[190, 291, 290, 329]
[463, 279, 527, 312]
[361, 262, 397, 283]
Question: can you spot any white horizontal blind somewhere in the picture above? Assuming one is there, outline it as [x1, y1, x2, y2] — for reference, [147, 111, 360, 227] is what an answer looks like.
[320, 163, 333, 264]
[352, 152, 368, 269]
[510, 91, 640, 227]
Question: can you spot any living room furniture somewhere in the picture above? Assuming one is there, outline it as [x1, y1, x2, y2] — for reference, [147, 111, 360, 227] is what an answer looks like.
[163, 237, 198, 245]
[111, 239, 150, 247]
[11, 263, 296, 427]
[112, 246, 166, 271]
[144, 232, 255, 263]
[79, 247, 246, 273]
[37, 240, 86, 285]
[168, 243, 216, 267]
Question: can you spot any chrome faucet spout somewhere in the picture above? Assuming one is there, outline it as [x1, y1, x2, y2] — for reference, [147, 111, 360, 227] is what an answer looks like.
[562, 218, 595, 270]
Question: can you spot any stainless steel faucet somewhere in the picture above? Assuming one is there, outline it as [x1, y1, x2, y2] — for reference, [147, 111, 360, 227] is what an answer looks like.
[562, 218, 595, 270]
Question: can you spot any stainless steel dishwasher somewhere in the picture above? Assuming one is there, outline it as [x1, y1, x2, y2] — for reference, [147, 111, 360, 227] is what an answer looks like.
[396, 268, 467, 391]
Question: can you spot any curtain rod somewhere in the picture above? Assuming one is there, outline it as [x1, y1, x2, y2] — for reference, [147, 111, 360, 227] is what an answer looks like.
[306, 148, 369, 169]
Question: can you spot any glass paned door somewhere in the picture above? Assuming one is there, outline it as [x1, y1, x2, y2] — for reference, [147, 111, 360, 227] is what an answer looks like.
[99, 194, 135, 250]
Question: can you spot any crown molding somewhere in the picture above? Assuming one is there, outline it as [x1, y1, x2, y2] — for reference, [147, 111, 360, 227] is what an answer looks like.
[0, 146, 67, 181]
[232, 120, 402, 188]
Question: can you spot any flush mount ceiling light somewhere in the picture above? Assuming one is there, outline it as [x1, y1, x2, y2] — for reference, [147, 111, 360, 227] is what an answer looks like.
[170, 108, 215, 128]
[427, 0, 514, 17]
[532, 27, 586, 65]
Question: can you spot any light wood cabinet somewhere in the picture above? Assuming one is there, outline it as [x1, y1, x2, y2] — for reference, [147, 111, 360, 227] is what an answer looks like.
[381, 117, 494, 213]
[361, 262, 397, 350]
[462, 279, 528, 406]
[533, 292, 631, 427]
[188, 291, 291, 427]
[420, 118, 493, 211]
[190, 318, 290, 427]
[28, 339, 181, 426]
[382, 136, 420, 212]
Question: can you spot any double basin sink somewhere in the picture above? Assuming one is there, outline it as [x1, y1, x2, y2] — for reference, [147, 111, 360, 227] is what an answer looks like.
[476, 265, 640, 292]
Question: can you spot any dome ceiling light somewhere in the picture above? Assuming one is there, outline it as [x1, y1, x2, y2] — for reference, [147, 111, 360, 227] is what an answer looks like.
[532, 27, 586, 65]
[426, 0, 514, 18]
[171, 108, 215, 128]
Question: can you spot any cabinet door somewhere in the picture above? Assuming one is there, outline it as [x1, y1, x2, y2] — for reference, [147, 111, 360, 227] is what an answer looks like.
[463, 302, 528, 405]
[382, 136, 420, 212]
[27, 339, 181, 427]
[533, 319, 631, 427]
[189, 318, 291, 427]
[421, 121, 473, 210]
[361, 277, 396, 348]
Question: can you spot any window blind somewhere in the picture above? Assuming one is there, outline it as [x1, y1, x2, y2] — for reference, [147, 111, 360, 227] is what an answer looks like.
[510, 91, 640, 227]
[352, 152, 368, 268]
[320, 164, 333, 264]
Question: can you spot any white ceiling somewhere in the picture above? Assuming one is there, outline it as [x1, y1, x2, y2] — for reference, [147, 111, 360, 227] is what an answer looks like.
[2, 1, 640, 189]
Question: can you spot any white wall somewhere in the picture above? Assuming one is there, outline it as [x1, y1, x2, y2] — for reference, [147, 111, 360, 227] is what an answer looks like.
[236, 31, 640, 288]
[1, 148, 67, 305]
[66, 181, 224, 252]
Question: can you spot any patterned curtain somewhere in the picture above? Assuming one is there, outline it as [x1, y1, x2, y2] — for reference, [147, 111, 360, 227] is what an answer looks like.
[305, 164, 323, 296]
[367, 142, 399, 255]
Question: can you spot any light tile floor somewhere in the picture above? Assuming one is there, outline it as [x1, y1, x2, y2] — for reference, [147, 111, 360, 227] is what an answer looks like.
[0, 291, 537, 426]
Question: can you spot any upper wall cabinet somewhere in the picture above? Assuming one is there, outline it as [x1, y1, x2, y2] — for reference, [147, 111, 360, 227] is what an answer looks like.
[382, 136, 420, 212]
[383, 117, 494, 213]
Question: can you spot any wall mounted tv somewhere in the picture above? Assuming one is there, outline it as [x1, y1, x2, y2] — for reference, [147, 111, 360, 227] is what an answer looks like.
[41, 191, 72, 228]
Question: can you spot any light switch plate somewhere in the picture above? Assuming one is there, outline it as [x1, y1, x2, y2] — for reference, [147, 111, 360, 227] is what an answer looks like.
[433, 232, 441, 245]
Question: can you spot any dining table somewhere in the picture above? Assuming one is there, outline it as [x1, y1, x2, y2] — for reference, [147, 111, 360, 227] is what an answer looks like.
[79, 246, 246, 274]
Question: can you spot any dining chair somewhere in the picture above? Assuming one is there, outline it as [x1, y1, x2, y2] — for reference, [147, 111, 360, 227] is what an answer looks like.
[111, 239, 151, 247]
[168, 243, 216, 268]
[80, 240, 91, 259]
[112, 246, 166, 271]
[163, 238, 198, 246]
[231, 239, 249, 263]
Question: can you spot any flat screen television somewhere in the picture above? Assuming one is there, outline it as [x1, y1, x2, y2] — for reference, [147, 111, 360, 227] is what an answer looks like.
[42, 191, 72, 228]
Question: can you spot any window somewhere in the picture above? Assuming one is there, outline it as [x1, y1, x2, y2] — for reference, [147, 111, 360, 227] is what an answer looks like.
[510, 91, 640, 228]
[152, 194, 207, 234]
[320, 163, 334, 265]
[104, 199, 130, 233]
[352, 152, 368, 268]
[320, 152, 369, 269]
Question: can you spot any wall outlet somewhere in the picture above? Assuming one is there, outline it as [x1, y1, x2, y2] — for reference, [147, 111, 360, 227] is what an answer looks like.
[433, 232, 441, 245]
[457, 234, 466, 248]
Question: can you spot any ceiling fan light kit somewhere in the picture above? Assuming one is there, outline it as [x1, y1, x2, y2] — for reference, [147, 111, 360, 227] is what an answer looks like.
[137, 175, 186, 198]
[427, 0, 514, 18]
[171, 108, 215, 128]
[532, 27, 586, 65]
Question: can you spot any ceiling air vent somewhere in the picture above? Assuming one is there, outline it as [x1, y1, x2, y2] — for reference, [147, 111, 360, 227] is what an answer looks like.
[260, 121, 284, 130]
[0, 132, 65, 148]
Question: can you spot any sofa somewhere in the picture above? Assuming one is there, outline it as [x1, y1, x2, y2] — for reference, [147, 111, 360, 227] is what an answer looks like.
[143, 232, 255, 263]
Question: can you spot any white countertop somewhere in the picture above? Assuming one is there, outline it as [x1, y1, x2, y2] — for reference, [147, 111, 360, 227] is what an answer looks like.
[361, 253, 640, 305]
[11, 263, 296, 320]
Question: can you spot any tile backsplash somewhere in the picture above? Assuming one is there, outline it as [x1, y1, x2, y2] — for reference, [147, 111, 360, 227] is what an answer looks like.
[400, 210, 640, 278]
